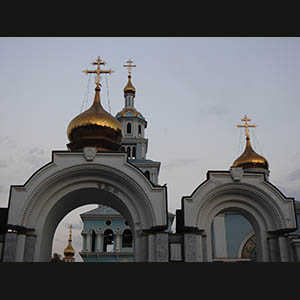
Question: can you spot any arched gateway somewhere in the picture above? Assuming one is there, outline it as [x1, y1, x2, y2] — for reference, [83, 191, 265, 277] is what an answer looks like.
[181, 168, 297, 262]
[4, 150, 168, 262]
[2, 57, 169, 262]
[2, 59, 300, 263]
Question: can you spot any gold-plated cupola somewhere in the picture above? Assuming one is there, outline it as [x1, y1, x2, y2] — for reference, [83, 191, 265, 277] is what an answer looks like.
[123, 59, 136, 94]
[63, 225, 75, 258]
[67, 56, 122, 151]
[232, 115, 269, 170]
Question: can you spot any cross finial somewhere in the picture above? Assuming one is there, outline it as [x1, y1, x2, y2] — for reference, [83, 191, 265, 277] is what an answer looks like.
[83, 56, 114, 88]
[236, 114, 257, 139]
[123, 59, 136, 76]
[68, 224, 73, 242]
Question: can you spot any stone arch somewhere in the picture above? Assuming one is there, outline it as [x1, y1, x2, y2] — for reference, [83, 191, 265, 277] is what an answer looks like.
[203, 200, 269, 261]
[182, 171, 297, 262]
[21, 163, 156, 229]
[194, 183, 286, 262]
[196, 183, 286, 233]
[5, 152, 168, 262]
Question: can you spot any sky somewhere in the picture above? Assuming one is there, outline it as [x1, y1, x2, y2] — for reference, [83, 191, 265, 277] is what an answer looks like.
[1, 37, 300, 261]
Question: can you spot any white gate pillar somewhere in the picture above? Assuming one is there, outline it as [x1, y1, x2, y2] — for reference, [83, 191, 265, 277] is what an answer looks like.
[278, 234, 290, 262]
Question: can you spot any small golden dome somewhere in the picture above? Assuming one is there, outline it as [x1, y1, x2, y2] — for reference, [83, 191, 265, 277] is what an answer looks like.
[64, 244, 75, 257]
[123, 75, 136, 94]
[67, 87, 122, 151]
[63, 226, 75, 258]
[233, 137, 269, 170]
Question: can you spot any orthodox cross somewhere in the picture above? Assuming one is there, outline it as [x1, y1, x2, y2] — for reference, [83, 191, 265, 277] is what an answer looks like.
[83, 56, 114, 88]
[68, 224, 73, 242]
[123, 59, 136, 76]
[236, 114, 256, 138]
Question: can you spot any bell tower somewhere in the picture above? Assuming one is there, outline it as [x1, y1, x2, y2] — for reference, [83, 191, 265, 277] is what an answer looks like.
[115, 60, 161, 185]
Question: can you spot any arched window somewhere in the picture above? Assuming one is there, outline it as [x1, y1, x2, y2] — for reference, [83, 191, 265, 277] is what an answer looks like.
[103, 229, 114, 252]
[127, 123, 132, 134]
[91, 229, 96, 252]
[138, 125, 142, 135]
[144, 170, 150, 180]
[132, 146, 136, 159]
[127, 147, 131, 159]
[121, 146, 125, 152]
[122, 229, 133, 248]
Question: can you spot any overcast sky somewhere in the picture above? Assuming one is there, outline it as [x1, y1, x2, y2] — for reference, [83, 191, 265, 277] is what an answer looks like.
[1, 37, 300, 261]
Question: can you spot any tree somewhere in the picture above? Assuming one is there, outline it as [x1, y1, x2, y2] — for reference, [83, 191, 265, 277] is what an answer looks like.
[51, 253, 65, 262]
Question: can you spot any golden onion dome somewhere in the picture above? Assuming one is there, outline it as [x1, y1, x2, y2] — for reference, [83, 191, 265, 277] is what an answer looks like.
[67, 87, 122, 151]
[64, 244, 75, 257]
[67, 87, 122, 139]
[233, 137, 269, 170]
[123, 75, 136, 94]
[63, 226, 75, 258]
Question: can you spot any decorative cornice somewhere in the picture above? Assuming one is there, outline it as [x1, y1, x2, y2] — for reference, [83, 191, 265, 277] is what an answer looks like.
[195, 182, 284, 229]
[21, 163, 155, 227]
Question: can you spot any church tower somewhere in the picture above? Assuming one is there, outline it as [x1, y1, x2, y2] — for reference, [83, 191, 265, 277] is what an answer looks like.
[116, 60, 161, 185]
[63, 225, 75, 262]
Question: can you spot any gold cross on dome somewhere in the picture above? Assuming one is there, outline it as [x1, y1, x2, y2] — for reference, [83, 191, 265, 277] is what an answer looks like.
[83, 56, 114, 88]
[123, 59, 136, 76]
[236, 114, 257, 138]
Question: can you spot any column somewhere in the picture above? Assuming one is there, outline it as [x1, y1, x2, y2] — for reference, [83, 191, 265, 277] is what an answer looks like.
[139, 231, 148, 262]
[156, 232, 169, 262]
[184, 233, 197, 262]
[115, 234, 121, 252]
[290, 239, 300, 262]
[201, 235, 208, 262]
[15, 233, 26, 262]
[278, 234, 289, 262]
[195, 234, 203, 262]
[23, 234, 36, 262]
[148, 233, 156, 262]
[212, 214, 227, 258]
[268, 237, 280, 262]
[86, 233, 92, 252]
[2, 232, 17, 262]
[81, 233, 87, 252]
[96, 233, 102, 252]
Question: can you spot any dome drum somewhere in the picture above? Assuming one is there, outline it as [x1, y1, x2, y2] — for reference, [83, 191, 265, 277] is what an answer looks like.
[67, 124, 122, 151]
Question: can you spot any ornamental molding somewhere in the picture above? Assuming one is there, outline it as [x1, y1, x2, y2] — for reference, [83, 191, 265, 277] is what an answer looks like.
[195, 182, 284, 229]
[21, 163, 155, 227]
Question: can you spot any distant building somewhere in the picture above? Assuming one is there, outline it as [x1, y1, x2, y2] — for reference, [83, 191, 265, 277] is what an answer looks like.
[79, 205, 175, 262]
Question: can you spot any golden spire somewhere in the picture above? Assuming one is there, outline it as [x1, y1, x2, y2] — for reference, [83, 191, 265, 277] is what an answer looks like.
[233, 115, 269, 170]
[83, 56, 114, 89]
[63, 224, 75, 261]
[123, 59, 136, 94]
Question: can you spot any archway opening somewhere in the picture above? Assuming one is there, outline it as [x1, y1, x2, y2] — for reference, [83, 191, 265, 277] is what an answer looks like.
[210, 210, 257, 262]
[45, 187, 137, 262]
[51, 202, 135, 262]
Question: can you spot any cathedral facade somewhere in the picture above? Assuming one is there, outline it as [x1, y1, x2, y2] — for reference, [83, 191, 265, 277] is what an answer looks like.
[1, 56, 300, 262]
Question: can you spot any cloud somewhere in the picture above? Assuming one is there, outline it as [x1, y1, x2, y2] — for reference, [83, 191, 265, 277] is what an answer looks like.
[23, 147, 49, 171]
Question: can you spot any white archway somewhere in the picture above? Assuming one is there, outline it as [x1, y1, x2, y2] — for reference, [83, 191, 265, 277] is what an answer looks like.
[182, 170, 297, 262]
[4, 151, 168, 262]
